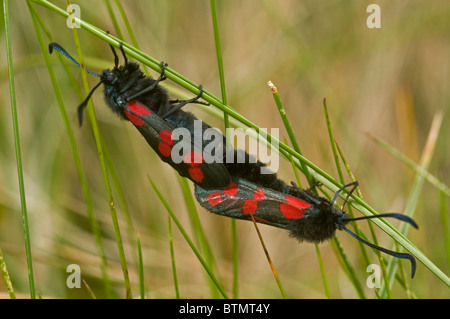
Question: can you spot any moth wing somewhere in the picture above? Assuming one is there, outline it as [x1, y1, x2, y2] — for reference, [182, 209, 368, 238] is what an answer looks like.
[125, 100, 231, 188]
[195, 177, 311, 229]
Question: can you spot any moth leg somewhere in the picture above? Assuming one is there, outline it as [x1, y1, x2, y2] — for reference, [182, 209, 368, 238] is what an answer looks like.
[305, 180, 322, 193]
[290, 181, 321, 205]
[162, 85, 208, 118]
[125, 61, 168, 101]
[118, 42, 128, 66]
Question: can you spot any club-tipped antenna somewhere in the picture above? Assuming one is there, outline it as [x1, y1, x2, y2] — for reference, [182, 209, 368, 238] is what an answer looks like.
[344, 212, 418, 278]
[343, 226, 417, 278]
[330, 181, 418, 277]
[345, 212, 419, 229]
[49, 42, 106, 127]
[49, 42, 101, 77]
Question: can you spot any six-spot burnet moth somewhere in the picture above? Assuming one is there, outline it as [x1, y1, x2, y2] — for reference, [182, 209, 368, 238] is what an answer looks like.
[195, 177, 418, 277]
[49, 41, 419, 278]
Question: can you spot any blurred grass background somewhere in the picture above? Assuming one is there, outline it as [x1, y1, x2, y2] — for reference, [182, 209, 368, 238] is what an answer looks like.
[0, 0, 449, 298]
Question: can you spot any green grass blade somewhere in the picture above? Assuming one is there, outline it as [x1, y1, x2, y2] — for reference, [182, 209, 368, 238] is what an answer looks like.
[380, 111, 447, 295]
[440, 190, 450, 266]
[323, 98, 365, 296]
[271, 83, 329, 297]
[26, 1, 116, 298]
[137, 234, 145, 299]
[365, 134, 450, 198]
[268, 81, 313, 185]
[69, 19, 132, 299]
[0, 249, 16, 299]
[210, 0, 239, 298]
[167, 217, 180, 299]
[103, 0, 125, 40]
[314, 244, 330, 298]
[177, 176, 221, 298]
[331, 237, 365, 298]
[335, 141, 392, 298]
[250, 216, 287, 298]
[148, 177, 229, 299]
[4, 0, 35, 299]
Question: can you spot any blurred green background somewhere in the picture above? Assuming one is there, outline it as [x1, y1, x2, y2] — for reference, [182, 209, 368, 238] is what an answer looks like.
[0, 0, 449, 298]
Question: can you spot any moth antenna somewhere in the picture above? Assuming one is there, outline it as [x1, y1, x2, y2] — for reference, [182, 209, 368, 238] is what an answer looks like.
[344, 212, 419, 229]
[343, 227, 417, 278]
[343, 213, 418, 278]
[49, 42, 101, 77]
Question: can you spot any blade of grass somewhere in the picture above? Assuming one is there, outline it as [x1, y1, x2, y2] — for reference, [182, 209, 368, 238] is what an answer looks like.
[83, 279, 97, 299]
[0, 249, 16, 299]
[68, 6, 132, 298]
[380, 111, 446, 296]
[270, 82, 330, 297]
[440, 190, 450, 266]
[330, 237, 365, 298]
[365, 133, 450, 197]
[269, 81, 313, 185]
[177, 176, 220, 298]
[110, 0, 150, 75]
[210, 0, 239, 298]
[101, 133, 143, 276]
[324, 99, 394, 297]
[249, 216, 287, 298]
[103, 0, 125, 40]
[4, 0, 35, 299]
[26, 0, 115, 298]
[148, 176, 229, 299]
[168, 217, 180, 299]
[137, 234, 145, 299]
[335, 141, 392, 298]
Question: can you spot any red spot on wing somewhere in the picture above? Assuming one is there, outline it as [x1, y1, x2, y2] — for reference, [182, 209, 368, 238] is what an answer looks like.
[159, 129, 174, 146]
[207, 192, 223, 207]
[182, 150, 205, 182]
[184, 150, 203, 165]
[124, 109, 144, 126]
[188, 167, 204, 183]
[253, 189, 265, 201]
[243, 200, 257, 215]
[128, 100, 151, 116]
[158, 143, 172, 157]
[158, 129, 174, 158]
[125, 100, 151, 126]
[280, 196, 309, 219]
[223, 183, 238, 197]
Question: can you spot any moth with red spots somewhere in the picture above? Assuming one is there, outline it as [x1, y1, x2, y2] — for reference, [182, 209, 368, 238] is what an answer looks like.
[195, 177, 418, 250]
[49, 41, 419, 278]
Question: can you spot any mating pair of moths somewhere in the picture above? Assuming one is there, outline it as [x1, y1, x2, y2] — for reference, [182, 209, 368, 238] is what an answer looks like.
[49, 41, 418, 278]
